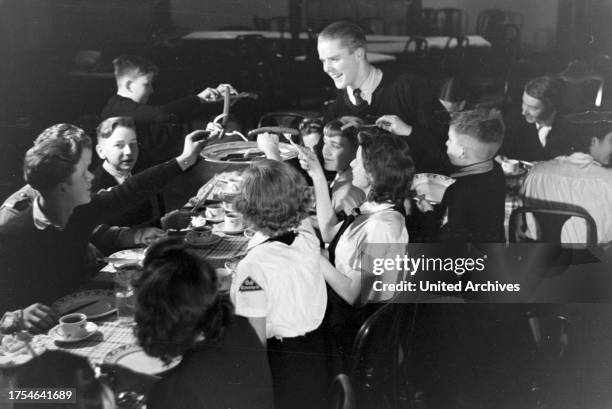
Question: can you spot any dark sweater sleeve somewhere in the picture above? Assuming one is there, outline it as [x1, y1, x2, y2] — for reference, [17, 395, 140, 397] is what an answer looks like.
[106, 95, 201, 123]
[72, 159, 183, 230]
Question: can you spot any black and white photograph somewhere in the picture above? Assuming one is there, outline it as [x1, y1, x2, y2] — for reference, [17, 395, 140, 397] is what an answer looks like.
[1, 0, 612, 408]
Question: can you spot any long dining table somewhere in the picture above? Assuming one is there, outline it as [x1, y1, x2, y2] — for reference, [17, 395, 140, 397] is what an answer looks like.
[43, 233, 250, 366]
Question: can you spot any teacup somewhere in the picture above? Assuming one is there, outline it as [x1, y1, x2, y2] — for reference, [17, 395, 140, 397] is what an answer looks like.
[501, 159, 519, 174]
[224, 177, 242, 193]
[224, 213, 243, 231]
[191, 225, 213, 237]
[59, 313, 88, 339]
[205, 203, 225, 219]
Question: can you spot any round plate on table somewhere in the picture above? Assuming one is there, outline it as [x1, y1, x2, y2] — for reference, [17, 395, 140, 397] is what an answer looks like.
[48, 322, 99, 343]
[103, 344, 181, 375]
[51, 290, 116, 320]
[0, 333, 51, 368]
[411, 173, 456, 204]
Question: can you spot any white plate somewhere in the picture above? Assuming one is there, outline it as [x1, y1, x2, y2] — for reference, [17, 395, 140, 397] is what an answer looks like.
[52, 290, 117, 320]
[213, 222, 245, 235]
[0, 334, 50, 368]
[49, 322, 98, 343]
[411, 173, 455, 204]
[104, 344, 181, 375]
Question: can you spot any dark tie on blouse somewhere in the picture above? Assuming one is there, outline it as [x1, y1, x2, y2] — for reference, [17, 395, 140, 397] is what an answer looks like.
[353, 88, 366, 107]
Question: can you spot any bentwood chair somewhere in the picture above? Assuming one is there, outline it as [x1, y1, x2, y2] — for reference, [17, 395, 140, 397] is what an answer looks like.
[328, 374, 355, 409]
[508, 206, 598, 245]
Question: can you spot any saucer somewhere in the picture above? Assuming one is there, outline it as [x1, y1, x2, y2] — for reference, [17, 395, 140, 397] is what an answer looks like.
[49, 322, 98, 343]
[213, 222, 245, 235]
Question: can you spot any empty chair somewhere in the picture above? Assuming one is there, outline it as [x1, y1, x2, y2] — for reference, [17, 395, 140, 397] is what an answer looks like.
[508, 206, 598, 245]
[437, 8, 468, 37]
[476, 8, 507, 37]
[358, 17, 385, 34]
[420, 8, 440, 35]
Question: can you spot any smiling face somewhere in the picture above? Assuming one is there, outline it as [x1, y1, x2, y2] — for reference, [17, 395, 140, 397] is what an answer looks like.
[96, 125, 139, 174]
[590, 132, 612, 166]
[521, 92, 553, 125]
[322, 133, 356, 172]
[128, 73, 154, 104]
[63, 148, 94, 207]
[317, 37, 363, 90]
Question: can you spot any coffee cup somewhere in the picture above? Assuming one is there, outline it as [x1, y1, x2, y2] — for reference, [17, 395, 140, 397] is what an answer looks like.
[224, 213, 243, 231]
[205, 203, 225, 219]
[192, 225, 212, 237]
[501, 159, 519, 174]
[224, 177, 242, 193]
[59, 313, 88, 339]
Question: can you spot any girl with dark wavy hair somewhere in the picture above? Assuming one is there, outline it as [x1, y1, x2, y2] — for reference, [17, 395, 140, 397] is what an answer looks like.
[134, 238, 273, 409]
[299, 129, 413, 356]
[231, 159, 327, 409]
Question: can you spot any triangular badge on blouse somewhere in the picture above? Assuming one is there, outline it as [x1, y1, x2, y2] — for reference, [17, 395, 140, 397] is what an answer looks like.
[239, 276, 263, 292]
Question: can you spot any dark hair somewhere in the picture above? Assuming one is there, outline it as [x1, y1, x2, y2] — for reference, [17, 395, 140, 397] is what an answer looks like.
[134, 238, 233, 364]
[112, 55, 158, 80]
[16, 350, 112, 409]
[298, 117, 323, 136]
[575, 121, 612, 153]
[439, 77, 468, 103]
[235, 160, 312, 236]
[24, 124, 92, 193]
[323, 116, 363, 150]
[319, 21, 367, 52]
[96, 116, 136, 142]
[524, 75, 564, 111]
[358, 129, 414, 206]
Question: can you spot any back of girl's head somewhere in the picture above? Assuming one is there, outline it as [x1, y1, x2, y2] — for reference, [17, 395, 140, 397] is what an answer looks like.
[358, 129, 415, 205]
[236, 160, 312, 236]
[135, 238, 233, 364]
[16, 350, 114, 409]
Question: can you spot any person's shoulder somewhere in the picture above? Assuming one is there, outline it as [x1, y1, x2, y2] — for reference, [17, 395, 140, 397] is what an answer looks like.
[0, 185, 37, 225]
[91, 165, 116, 191]
[0, 205, 35, 235]
[101, 94, 138, 119]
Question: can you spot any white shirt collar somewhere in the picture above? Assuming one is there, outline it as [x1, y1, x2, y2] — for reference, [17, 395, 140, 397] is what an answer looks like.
[247, 230, 271, 251]
[347, 67, 382, 105]
[359, 201, 394, 215]
[103, 162, 131, 185]
[32, 196, 62, 231]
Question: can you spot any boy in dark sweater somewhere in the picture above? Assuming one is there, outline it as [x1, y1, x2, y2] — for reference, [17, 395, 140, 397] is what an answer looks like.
[421, 108, 506, 242]
[93, 116, 164, 228]
[101, 54, 234, 164]
[0, 124, 207, 312]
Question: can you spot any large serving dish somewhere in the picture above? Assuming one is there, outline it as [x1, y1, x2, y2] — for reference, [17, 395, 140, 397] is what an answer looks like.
[200, 141, 298, 164]
[51, 290, 116, 320]
[104, 344, 181, 375]
[411, 173, 456, 204]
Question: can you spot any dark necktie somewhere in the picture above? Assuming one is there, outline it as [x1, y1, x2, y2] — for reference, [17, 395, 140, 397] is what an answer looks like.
[353, 88, 366, 107]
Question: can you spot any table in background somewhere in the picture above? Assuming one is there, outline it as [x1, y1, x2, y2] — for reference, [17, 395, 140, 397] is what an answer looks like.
[367, 35, 491, 54]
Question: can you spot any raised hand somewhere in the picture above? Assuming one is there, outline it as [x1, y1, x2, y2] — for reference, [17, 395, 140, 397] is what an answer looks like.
[177, 130, 209, 170]
[297, 145, 324, 181]
[257, 132, 281, 160]
[376, 115, 413, 136]
[23, 303, 57, 332]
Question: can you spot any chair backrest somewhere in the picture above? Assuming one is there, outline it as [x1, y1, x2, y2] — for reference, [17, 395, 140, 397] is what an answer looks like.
[502, 59, 541, 107]
[508, 206, 598, 244]
[437, 8, 468, 37]
[420, 8, 441, 35]
[328, 373, 355, 409]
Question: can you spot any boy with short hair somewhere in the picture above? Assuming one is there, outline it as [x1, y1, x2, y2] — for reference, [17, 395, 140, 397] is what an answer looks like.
[423, 108, 506, 242]
[0, 123, 207, 310]
[101, 54, 234, 163]
[93, 116, 164, 228]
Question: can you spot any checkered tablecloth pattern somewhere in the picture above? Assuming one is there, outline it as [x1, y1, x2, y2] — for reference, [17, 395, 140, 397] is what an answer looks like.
[46, 321, 137, 364]
[53, 234, 249, 364]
